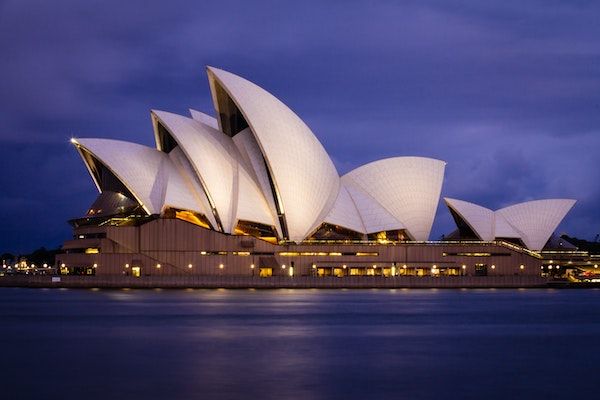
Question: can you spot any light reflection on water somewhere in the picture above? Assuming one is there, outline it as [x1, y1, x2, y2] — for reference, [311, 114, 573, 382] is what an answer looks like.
[0, 288, 599, 400]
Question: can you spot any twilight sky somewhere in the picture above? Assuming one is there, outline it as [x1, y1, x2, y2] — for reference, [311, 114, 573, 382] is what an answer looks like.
[1, 0, 599, 253]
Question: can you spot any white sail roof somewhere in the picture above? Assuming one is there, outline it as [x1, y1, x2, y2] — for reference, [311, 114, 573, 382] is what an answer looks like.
[444, 198, 495, 240]
[445, 198, 576, 250]
[164, 147, 213, 223]
[232, 128, 282, 236]
[152, 110, 238, 232]
[72, 66, 577, 249]
[343, 157, 446, 240]
[497, 199, 576, 251]
[153, 110, 276, 232]
[493, 213, 521, 239]
[72, 138, 208, 218]
[341, 183, 405, 234]
[323, 184, 367, 233]
[207, 67, 340, 242]
[189, 109, 219, 130]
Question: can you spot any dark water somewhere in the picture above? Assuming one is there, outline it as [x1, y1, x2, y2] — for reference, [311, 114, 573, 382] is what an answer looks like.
[1, 288, 599, 400]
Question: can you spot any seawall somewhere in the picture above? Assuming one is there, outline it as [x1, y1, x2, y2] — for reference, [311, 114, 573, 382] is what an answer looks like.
[0, 275, 551, 289]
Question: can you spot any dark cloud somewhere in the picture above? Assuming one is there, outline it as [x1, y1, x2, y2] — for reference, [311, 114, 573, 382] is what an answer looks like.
[0, 0, 598, 253]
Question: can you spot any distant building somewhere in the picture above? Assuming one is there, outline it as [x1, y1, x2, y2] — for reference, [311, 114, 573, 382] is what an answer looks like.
[58, 67, 579, 278]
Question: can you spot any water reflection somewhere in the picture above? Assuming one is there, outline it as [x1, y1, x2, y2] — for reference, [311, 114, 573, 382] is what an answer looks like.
[0, 288, 599, 399]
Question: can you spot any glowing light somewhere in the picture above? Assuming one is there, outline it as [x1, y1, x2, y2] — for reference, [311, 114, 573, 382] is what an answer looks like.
[93, 264, 97, 268]
[373, 264, 377, 268]
[402, 265, 407, 269]
[156, 264, 161, 269]
[219, 264, 224, 269]
[281, 264, 286, 269]
[462, 265, 466, 269]
[288, 267, 294, 277]
[342, 264, 347, 269]
[520, 265, 525, 270]
[125, 263, 129, 268]
[250, 264, 255, 269]
[43, 263, 48, 268]
[595, 265, 598, 268]
[188, 264, 193, 269]
[61, 263, 66, 268]
[491, 265, 496, 269]
[548, 265, 553, 270]
[312, 264, 316, 269]
[70, 138, 77, 144]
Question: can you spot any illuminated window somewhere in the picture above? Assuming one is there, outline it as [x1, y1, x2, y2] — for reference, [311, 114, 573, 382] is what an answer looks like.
[259, 268, 272, 278]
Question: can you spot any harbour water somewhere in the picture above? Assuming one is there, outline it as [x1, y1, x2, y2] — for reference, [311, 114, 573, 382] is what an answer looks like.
[1, 288, 598, 399]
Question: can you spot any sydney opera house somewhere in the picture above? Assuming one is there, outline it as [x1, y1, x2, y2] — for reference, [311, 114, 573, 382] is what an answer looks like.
[57, 67, 578, 278]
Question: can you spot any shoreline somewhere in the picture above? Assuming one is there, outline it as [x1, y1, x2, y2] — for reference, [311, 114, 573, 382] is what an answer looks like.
[1, 275, 595, 289]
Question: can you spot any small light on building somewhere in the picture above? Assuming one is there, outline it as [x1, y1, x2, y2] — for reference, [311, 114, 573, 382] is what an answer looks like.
[156, 264, 161, 269]
[402, 264, 407, 269]
[219, 264, 224, 269]
[312, 264, 316, 269]
[373, 264, 377, 269]
[188, 264, 193, 269]
[432, 264, 437, 268]
[491, 265, 496, 269]
[520, 265, 525, 270]
[61, 263, 66, 268]
[251, 264, 255, 269]
[93, 264, 97, 268]
[281, 264, 286, 269]
[548, 265, 553, 270]
[43, 263, 48, 268]
[462, 264, 466, 269]
[125, 263, 129, 268]
[343, 264, 347, 269]
[595, 265, 598, 269]
[556, 265, 560, 269]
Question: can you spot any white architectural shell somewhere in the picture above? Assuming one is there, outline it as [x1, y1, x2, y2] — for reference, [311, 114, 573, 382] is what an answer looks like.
[189, 109, 219, 130]
[72, 138, 208, 218]
[71, 66, 578, 249]
[497, 199, 576, 251]
[153, 110, 277, 233]
[444, 198, 495, 241]
[445, 198, 576, 251]
[207, 67, 340, 242]
[342, 157, 446, 241]
[323, 184, 367, 234]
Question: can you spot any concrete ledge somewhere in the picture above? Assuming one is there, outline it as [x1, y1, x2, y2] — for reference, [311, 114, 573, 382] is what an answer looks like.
[0, 275, 550, 289]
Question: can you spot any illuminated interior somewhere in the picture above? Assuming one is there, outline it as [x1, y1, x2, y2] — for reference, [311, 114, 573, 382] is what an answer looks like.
[234, 220, 278, 244]
[366, 229, 411, 242]
[163, 207, 212, 229]
[309, 223, 365, 241]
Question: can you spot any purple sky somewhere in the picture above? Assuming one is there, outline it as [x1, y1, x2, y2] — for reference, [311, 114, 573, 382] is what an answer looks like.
[1, 0, 599, 253]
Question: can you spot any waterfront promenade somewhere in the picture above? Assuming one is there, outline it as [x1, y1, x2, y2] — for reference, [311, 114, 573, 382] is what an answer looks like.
[0, 275, 550, 289]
